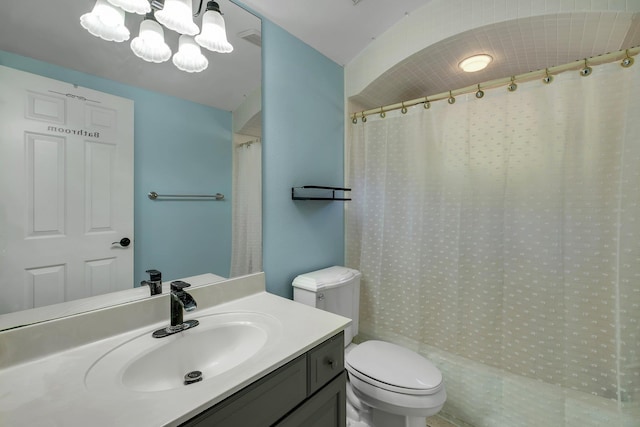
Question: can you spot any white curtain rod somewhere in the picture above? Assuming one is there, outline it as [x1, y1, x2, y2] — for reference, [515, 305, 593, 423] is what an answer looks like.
[350, 46, 639, 122]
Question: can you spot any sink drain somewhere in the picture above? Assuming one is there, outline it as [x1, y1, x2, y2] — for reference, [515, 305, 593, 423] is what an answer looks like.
[184, 370, 203, 385]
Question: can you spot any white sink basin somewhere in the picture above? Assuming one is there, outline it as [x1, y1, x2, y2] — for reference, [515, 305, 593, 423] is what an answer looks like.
[85, 312, 282, 393]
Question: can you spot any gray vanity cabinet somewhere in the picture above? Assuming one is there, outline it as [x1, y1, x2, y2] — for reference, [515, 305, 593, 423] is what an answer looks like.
[275, 372, 346, 427]
[180, 332, 346, 427]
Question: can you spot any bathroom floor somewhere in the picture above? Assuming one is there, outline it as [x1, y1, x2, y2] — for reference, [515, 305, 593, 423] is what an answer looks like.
[426, 415, 457, 427]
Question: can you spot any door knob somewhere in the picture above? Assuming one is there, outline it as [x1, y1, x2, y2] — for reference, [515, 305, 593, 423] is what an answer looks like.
[112, 237, 131, 247]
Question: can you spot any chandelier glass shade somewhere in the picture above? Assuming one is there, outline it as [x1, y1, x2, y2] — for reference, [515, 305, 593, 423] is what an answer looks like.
[195, 5, 233, 53]
[173, 35, 208, 73]
[80, 0, 130, 42]
[79, 0, 234, 73]
[155, 0, 199, 36]
[108, 0, 151, 15]
[130, 18, 172, 63]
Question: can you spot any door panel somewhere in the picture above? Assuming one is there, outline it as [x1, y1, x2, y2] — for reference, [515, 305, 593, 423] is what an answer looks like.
[25, 265, 66, 308]
[26, 133, 66, 236]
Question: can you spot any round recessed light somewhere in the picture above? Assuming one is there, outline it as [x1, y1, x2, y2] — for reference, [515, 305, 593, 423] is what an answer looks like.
[459, 54, 493, 72]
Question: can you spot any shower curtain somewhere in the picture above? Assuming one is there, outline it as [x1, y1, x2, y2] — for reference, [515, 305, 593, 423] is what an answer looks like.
[230, 140, 262, 277]
[346, 61, 639, 427]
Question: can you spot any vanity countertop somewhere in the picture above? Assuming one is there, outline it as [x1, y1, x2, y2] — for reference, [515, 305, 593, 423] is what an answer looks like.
[0, 273, 350, 426]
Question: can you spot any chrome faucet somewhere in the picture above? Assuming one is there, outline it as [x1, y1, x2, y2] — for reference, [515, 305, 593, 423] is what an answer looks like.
[141, 269, 162, 296]
[152, 281, 199, 338]
[170, 281, 197, 326]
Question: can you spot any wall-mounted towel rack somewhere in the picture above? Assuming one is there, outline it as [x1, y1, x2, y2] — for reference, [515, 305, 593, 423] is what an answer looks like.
[148, 191, 225, 200]
[291, 186, 351, 201]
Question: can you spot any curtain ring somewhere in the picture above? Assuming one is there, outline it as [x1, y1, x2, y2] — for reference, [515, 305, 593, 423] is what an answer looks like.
[542, 68, 553, 84]
[379, 107, 386, 118]
[401, 102, 408, 114]
[621, 49, 634, 68]
[351, 113, 358, 124]
[507, 76, 518, 92]
[361, 111, 367, 123]
[423, 97, 430, 109]
[475, 84, 484, 99]
[447, 90, 456, 104]
[580, 58, 592, 76]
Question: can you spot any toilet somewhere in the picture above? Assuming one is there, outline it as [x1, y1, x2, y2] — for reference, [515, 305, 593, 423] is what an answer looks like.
[292, 266, 446, 427]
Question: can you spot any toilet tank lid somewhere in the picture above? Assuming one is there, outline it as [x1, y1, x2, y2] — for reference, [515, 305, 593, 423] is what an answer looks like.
[346, 340, 443, 392]
[292, 266, 361, 291]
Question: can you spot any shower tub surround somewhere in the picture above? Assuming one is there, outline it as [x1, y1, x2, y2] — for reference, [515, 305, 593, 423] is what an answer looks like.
[0, 273, 350, 426]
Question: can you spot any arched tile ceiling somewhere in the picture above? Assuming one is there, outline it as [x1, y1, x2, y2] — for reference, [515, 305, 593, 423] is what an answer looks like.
[350, 11, 640, 110]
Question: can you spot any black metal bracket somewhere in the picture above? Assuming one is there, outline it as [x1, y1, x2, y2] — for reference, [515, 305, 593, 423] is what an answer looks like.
[291, 186, 351, 201]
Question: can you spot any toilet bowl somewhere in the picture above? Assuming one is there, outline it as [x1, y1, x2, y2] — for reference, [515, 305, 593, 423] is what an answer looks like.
[345, 341, 446, 427]
[292, 266, 447, 427]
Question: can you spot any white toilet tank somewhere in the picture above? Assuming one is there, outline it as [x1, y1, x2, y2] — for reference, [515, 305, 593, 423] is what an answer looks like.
[292, 266, 361, 346]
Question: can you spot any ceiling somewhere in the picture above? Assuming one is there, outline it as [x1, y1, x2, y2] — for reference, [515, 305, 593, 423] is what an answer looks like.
[0, 0, 261, 111]
[1, 1, 638, 113]
[238, 0, 431, 66]
[241, 0, 640, 111]
[351, 11, 640, 110]
[0, 0, 429, 111]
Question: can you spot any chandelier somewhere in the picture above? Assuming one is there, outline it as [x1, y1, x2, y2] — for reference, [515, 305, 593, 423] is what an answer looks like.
[80, 0, 234, 73]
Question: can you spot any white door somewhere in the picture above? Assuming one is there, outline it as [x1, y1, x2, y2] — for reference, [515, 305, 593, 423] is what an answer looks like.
[0, 65, 134, 315]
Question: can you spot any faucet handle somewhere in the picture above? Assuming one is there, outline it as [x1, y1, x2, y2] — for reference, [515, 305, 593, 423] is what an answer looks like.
[145, 269, 162, 281]
[170, 281, 191, 292]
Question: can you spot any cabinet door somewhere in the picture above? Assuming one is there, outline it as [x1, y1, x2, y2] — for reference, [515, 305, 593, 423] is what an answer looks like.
[181, 355, 307, 427]
[275, 371, 346, 427]
[308, 331, 344, 395]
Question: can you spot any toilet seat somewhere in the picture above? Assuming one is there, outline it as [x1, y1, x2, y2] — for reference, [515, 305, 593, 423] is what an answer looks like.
[345, 340, 443, 395]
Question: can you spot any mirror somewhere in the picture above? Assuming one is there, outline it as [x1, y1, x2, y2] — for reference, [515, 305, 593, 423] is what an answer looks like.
[0, 0, 262, 329]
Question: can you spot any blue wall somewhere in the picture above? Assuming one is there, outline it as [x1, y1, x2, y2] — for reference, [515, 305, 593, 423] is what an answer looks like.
[262, 21, 346, 298]
[0, 51, 232, 286]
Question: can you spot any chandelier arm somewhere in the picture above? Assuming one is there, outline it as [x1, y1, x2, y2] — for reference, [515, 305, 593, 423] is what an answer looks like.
[193, 0, 205, 17]
[150, 0, 164, 10]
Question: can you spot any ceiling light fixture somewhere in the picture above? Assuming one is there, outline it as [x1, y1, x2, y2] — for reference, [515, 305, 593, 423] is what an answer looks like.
[156, 0, 199, 35]
[130, 14, 172, 63]
[80, 0, 234, 73]
[80, 0, 130, 42]
[195, 1, 233, 53]
[459, 54, 493, 72]
[173, 34, 209, 72]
